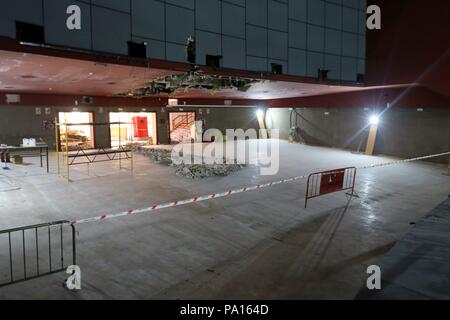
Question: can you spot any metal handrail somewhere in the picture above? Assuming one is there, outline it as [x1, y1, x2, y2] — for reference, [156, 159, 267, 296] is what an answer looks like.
[172, 113, 195, 131]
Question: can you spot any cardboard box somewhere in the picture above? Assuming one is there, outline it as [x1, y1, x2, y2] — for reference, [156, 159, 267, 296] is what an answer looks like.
[13, 155, 23, 165]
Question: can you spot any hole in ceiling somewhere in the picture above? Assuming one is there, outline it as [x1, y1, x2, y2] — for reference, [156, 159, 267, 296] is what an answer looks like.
[116, 71, 260, 97]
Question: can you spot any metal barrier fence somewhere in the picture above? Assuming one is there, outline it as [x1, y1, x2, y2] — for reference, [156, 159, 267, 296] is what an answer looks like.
[305, 167, 357, 208]
[0, 221, 76, 288]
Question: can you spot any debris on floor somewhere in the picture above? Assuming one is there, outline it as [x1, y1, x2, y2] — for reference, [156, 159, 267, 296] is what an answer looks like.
[137, 146, 246, 179]
[137, 147, 173, 166]
[174, 163, 245, 179]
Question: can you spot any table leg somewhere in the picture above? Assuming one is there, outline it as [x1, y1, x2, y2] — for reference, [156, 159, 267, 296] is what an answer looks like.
[40, 147, 43, 168]
[46, 147, 49, 173]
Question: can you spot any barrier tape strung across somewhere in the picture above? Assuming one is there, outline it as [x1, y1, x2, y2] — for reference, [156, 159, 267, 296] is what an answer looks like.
[359, 151, 450, 169]
[70, 151, 450, 225]
[70, 174, 309, 225]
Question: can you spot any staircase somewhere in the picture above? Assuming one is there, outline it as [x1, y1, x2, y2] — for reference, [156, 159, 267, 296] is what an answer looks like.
[170, 124, 192, 142]
[170, 113, 195, 143]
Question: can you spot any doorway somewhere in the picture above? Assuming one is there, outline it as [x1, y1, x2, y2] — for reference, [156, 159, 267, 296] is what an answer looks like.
[169, 112, 196, 143]
[109, 112, 157, 147]
[58, 112, 95, 151]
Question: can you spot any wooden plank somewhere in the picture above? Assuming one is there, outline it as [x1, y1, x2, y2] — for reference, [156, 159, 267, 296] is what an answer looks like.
[257, 115, 268, 139]
[365, 124, 378, 156]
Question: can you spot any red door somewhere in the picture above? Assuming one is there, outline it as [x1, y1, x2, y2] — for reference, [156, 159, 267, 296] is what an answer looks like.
[132, 116, 149, 138]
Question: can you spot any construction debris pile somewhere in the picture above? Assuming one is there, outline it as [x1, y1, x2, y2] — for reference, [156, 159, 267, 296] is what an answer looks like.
[174, 163, 245, 179]
[138, 147, 173, 166]
[137, 147, 245, 179]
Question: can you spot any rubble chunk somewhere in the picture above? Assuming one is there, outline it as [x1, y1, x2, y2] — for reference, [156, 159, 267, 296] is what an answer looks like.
[137, 146, 245, 179]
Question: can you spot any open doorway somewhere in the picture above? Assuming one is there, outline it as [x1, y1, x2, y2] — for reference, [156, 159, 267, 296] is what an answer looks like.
[109, 112, 157, 147]
[58, 112, 95, 151]
[169, 112, 196, 143]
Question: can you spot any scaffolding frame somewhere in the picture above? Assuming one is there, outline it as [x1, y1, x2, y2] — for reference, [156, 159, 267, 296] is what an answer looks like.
[55, 117, 134, 182]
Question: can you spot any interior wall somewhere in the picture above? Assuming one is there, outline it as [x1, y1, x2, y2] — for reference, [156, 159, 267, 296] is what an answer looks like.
[0, 105, 258, 148]
[366, 0, 450, 98]
[267, 107, 450, 163]
[2, 103, 448, 164]
[0, 105, 55, 147]
[201, 107, 259, 134]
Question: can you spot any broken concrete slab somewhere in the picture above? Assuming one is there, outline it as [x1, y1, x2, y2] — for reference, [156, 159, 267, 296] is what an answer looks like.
[136, 145, 246, 179]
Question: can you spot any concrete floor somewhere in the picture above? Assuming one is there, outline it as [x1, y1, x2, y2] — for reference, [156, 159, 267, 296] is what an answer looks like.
[356, 196, 450, 300]
[0, 141, 449, 300]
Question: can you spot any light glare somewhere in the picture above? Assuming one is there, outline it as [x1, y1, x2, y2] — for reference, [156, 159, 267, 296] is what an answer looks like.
[369, 115, 380, 125]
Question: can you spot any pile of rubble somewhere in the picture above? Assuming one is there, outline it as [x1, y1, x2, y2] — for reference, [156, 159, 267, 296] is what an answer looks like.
[137, 147, 173, 166]
[137, 147, 245, 179]
[174, 163, 245, 179]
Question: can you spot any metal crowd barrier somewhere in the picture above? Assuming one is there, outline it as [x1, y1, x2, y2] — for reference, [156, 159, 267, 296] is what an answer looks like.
[0, 221, 76, 288]
[305, 167, 357, 208]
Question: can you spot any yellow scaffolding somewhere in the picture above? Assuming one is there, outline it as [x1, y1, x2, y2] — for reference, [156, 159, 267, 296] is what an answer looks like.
[55, 117, 134, 182]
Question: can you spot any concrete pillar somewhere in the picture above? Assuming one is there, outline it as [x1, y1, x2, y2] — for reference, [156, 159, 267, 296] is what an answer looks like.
[157, 110, 169, 144]
[93, 110, 110, 148]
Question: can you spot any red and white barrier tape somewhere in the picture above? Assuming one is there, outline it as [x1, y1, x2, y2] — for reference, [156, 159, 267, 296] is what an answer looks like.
[70, 175, 309, 225]
[358, 151, 450, 170]
[70, 151, 450, 225]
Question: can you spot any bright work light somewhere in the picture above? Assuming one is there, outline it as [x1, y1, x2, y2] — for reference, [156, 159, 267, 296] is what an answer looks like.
[369, 115, 380, 125]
